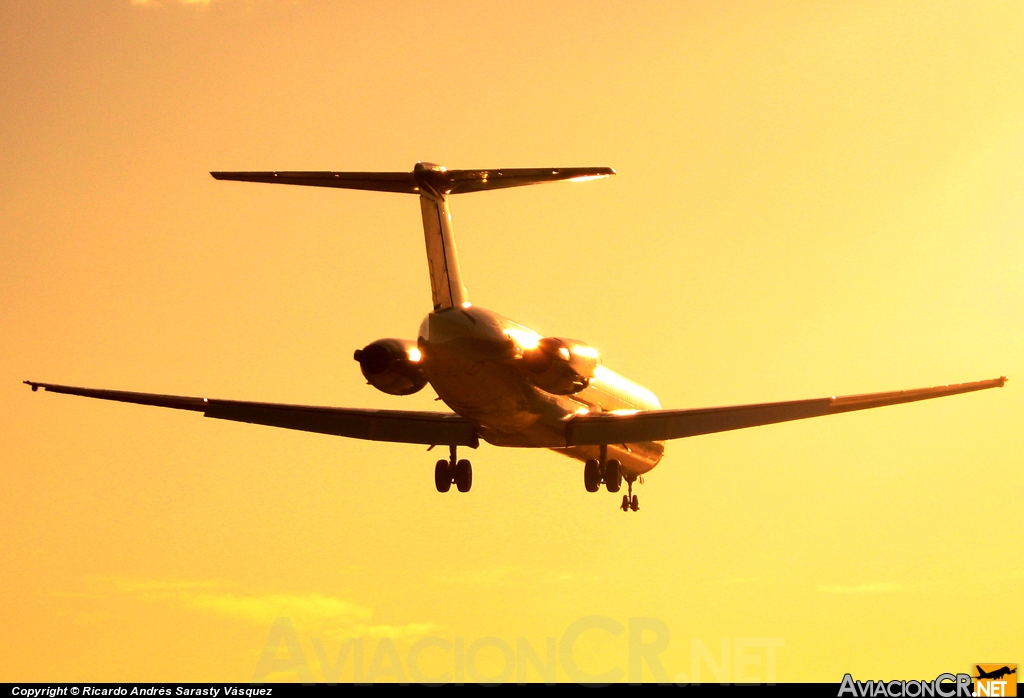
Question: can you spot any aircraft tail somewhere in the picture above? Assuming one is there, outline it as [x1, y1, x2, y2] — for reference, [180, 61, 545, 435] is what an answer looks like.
[211, 163, 615, 311]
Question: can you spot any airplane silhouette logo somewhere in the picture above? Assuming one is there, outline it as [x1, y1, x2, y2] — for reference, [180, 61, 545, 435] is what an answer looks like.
[973, 664, 1017, 697]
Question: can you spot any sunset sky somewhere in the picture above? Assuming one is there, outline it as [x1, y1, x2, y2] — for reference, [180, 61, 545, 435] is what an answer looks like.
[2, 0, 1022, 682]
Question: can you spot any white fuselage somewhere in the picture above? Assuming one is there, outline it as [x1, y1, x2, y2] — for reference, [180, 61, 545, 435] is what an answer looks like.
[418, 305, 665, 476]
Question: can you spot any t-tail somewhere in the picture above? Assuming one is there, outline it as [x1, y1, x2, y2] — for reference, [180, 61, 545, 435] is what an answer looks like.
[211, 163, 615, 310]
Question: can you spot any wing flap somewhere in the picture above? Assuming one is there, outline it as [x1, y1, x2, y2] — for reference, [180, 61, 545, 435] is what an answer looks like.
[204, 400, 478, 446]
[564, 377, 1007, 446]
[24, 381, 478, 447]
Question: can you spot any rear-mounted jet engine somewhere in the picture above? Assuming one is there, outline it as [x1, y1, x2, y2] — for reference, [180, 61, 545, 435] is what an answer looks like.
[519, 337, 599, 395]
[354, 338, 427, 396]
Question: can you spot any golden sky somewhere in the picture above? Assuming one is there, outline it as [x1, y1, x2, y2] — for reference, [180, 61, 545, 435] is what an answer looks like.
[1, 0, 1022, 683]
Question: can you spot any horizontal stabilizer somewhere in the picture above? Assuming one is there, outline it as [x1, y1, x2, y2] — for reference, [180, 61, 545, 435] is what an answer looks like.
[417, 166, 615, 195]
[211, 163, 615, 197]
[211, 170, 419, 194]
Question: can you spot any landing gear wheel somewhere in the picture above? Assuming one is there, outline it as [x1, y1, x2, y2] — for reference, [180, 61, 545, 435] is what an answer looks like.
[621, 494, 630, 512]
[434, 459, 451, 493]
[630, 494, 639, 512]
[454, 459, 473, 492]
[584, 459, 601, 492]
[604, 459, 622, 493]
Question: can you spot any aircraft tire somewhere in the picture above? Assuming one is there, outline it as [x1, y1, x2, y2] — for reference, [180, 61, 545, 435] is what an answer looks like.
[584, 459, 600, 492]
[604, 459, 622, 492]
[454, 459, 473, 492]
[434, 459, 452, 492]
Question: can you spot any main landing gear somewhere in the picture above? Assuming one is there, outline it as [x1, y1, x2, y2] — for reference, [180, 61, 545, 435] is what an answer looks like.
[583, 446, 639, 512]
[435, 444, 472, 493]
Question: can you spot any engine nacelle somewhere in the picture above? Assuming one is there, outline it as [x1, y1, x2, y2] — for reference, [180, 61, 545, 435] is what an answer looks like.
[353, 338, 428, 396]
[519, 337, 599, 395]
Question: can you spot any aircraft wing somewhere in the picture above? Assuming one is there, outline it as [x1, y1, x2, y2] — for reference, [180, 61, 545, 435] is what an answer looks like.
[564, 377, 1007, 446]
[23, 381, 479, 447]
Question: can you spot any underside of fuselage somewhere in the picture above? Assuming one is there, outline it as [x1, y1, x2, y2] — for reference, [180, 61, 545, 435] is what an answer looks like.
[418, 304, 665, 476]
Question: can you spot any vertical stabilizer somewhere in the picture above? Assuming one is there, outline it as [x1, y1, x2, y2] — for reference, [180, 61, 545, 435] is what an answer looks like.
[415, 163, 468, 310]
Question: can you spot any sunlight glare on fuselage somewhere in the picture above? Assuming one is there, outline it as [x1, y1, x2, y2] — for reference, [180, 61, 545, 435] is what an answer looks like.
[571, 344, 600, 360]
[592, 365, 661, 410]
[504, 326, 543, 350]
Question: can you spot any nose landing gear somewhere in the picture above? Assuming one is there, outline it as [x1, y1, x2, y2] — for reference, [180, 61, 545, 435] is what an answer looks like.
[619, 478, 639, 512]
[435, 445, 472, 493]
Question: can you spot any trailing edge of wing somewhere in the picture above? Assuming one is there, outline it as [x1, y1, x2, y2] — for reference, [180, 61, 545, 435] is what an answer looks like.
[210, 166, 615, 196]
[23, 381, 479, 447]
[563, 377, 1008, 446]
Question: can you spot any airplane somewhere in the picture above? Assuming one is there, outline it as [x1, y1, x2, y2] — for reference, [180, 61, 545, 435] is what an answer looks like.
[974, 666, 1017, 681]
[25, 162, 1008, 512]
